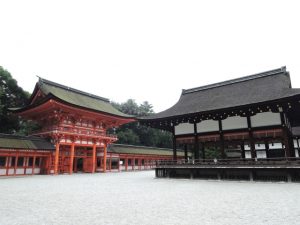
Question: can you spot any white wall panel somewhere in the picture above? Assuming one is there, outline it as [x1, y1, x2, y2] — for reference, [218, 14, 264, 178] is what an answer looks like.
[222, 116, 247, 130]
[175, 123, 194, 135]
[16, 169, 24, 175]
[197, 120, 219, 133]
[269, 142, 283, 149]
[0, 169, 6, 175]
[251, 112, 281, 127]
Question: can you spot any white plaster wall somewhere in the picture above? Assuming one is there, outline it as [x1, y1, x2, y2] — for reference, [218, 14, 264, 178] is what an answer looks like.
[269, 142, 283, 149]
[16, 168, 24, 175]
[294, 139, 298, 148]
[256, 151, 267, 158]
[0, 169, 6, 175]
[8, 169, 14, 175]
[255, 143, 266, 150]
[222, 116, 248, 130]
[250, 112, 281, 127]
[245, 151, 251, 158]
[26, 169, 32, 174]
[175, 123, 194, 135]
[197, 120, 219, 133]
[34, 168, 41, 174]
[244, 144, 250, 150]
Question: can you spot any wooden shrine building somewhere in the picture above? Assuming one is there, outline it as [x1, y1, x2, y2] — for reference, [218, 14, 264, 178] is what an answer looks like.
[139, 67, 300, 181]
[0, 78, 180, 177]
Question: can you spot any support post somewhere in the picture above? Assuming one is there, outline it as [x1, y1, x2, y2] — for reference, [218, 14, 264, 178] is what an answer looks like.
[109, 153, 112, 171]
[247, 116, 256, 159]
[172, 126, 177, 161]
[92, 143, 96, 173]
[218, 119, 226, 159]
[194, 123, 199, 160]
[201, 142, 206, 160]
[241, 141, 245, 159]
[14, 152, 19, 176]
[103, 142, 107, 172]
[32, 154, 36, 175]
[6, 156, 9, 176]
[184, 144, 188, 162]
[54, 142, 60, 175]
[264, 140, 269, 158]
[125, 157, 128, 171]
[69, 143, 75, 174]
[280, 112, 294, 158]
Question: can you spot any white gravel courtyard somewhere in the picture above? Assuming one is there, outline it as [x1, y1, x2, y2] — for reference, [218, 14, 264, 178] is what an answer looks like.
[0, 171, 300, 225]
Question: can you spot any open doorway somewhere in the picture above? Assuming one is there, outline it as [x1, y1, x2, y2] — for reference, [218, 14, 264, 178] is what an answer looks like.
[76, 158, 84, 172]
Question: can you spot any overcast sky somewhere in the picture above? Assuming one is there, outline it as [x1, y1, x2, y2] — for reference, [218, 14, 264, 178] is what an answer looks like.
[1, 0, 299, 112]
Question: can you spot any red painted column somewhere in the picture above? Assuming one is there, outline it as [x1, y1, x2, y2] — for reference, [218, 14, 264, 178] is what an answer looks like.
[109, 153, 112, 171]
[69, 143, 75, 174]
[54, 143, 60, 175]
[6, 156, 9, 176]
[125, 157, 128, 171]
[32, 154, 36, 175]
[103, 143, 107, 173]
[14, 152, 19, 176]
[92, 143, 96, 173]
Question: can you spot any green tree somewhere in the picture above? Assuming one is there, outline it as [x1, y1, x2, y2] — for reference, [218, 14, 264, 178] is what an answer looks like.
[0, 66, 31, 134]
[112, 99, 172, 148]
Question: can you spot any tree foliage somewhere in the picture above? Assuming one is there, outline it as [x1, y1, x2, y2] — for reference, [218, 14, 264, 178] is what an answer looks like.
[0, 66, 30, 134]
[112, 99, 172, 148]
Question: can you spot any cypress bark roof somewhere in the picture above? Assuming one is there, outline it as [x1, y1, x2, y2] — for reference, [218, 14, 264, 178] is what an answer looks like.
[15, 77, 134, 119]
[141, 67, 300, 120]
[110, 143, 186, 156]
[0, 134, 55, 150]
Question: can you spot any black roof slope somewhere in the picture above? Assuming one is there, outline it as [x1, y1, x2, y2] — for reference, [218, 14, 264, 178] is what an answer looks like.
[141, 67, 300, 120]
[0, 134, 54, 150]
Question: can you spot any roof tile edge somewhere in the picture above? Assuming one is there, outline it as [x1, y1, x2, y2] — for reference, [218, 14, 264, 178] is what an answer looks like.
[38, 76, 110, 103]
[182, 66, 287, 95]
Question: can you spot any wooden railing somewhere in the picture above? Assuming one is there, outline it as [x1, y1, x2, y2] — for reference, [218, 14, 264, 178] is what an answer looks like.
[156, 157, 300, 167]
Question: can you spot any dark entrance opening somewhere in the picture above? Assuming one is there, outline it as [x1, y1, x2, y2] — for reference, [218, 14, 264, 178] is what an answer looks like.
[76, 158, 84, 172]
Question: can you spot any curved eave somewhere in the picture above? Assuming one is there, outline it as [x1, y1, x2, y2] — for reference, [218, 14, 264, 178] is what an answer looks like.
[139, 93, 300, 124]
[14, 94, 136, 122]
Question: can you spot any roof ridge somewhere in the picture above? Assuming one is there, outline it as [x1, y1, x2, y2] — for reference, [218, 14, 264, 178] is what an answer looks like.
[183, 66, 287, 95]
[0, 133, 44, 141]
[38, 77, 110, 103]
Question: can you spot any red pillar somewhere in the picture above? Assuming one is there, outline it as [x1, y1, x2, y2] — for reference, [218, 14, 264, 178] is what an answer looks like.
[69, 143, 75, 174]
[14, 152, 19, 176]
[103, 143, 107, 172]
[92, 144, 96, 173]
[32, 154, 36, 175]
[54, 143, 60, 175]
[125, 157, 128, 171]
[109, 153, 112, 171]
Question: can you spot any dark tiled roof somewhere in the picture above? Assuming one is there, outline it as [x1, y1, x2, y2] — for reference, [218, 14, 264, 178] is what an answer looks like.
[0, 134, 54, 150]
[110, 143, 187, 156]
[36, 78, 134, 118]
[142, 67, 300, 120]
